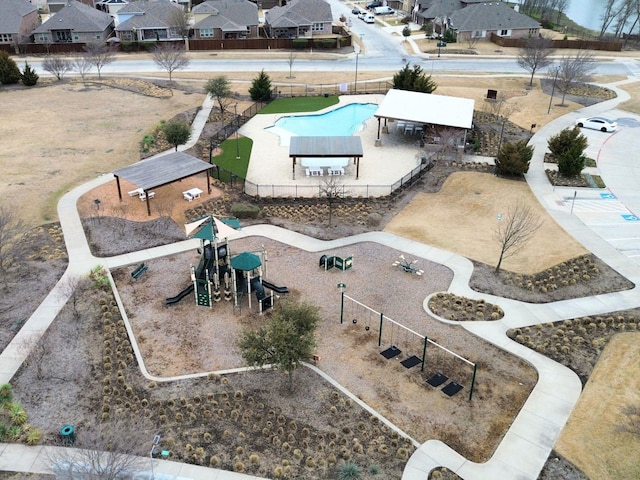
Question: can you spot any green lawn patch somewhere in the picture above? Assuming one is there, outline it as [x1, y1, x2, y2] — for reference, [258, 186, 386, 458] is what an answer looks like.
[214, 137, 252, 181]
[258, 96, 339, 115]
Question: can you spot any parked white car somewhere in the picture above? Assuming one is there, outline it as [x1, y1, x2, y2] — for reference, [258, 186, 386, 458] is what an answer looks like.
[575, 116, 617, 132]
[364, 13, 375, 23]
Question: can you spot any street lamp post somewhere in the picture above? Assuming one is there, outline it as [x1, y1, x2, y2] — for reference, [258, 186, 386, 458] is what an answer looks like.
[150, 434, 160, 479]
[234, 103, 240, 160]
[547, 67, 559, 115]
[354, 48, 359, 94]
[337, 283, 346, 324]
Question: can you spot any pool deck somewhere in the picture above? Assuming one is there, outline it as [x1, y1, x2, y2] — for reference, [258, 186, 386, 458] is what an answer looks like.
[241, 95, 430, 192]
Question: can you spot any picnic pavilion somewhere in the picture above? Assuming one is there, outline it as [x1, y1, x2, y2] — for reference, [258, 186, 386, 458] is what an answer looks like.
[112, 151, 213, 215]
[289, 136, 364, 180]
[374, 89, 475, 146]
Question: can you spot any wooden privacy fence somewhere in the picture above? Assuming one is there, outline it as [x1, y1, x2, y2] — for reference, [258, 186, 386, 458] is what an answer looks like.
[489, 32, 622, 51]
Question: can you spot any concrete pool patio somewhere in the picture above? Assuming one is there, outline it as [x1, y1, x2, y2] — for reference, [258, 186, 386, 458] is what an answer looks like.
[241, 94, 433, 195]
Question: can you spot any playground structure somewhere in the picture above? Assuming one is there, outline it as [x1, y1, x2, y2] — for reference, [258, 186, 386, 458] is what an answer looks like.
[339, 291, 477, 400]
[165, 215, 288, 314]
[319, 254, 354, 271]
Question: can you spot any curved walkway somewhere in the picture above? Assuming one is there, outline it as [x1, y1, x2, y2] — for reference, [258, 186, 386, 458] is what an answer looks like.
[3, 79, 640, 479]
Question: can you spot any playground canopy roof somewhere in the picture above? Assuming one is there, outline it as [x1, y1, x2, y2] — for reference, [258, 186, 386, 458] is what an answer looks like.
[289, 136, 363, 158]
[374, 90, 475, 129]
[112, 152, 212, 191]
[231, 252, 262, 271]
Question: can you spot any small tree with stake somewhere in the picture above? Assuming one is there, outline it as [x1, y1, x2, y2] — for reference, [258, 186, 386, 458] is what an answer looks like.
[319, 176, 346, 227]
[204, 75, 233, 119]
[162, 120, 191, 151]
[151, 43, 190, 83]
[494, 199, 543, 273]
[237, 300, 320, 392]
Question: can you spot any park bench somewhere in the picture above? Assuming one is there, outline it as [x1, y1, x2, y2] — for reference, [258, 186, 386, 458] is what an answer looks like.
[131, 263, 148, 280]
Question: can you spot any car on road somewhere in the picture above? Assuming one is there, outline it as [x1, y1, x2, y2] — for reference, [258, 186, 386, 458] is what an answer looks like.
[575, 116, 617, 132]
[352, 7, 360, 14]
[366, 1, 383, 10]
[363, 13, 375, 23]
[358, 10, 367, 20]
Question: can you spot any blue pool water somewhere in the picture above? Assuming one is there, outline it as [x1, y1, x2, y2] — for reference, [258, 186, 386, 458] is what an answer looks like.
[270, 103, 377, 137]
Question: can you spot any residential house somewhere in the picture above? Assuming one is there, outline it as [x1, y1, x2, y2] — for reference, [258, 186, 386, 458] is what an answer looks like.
[115, 0, 187, 42]
[192, 0, 259, 40]
[264, 0, 333, 39]
[34, 0, 115, 43]
[413, 0, 461, 31]
[448, 2, 540, 42]
[0, 0, 41, 47]
[47, 0, 96, 14]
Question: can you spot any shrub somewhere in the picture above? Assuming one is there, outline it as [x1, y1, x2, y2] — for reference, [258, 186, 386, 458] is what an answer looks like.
[230, 203, 260, 219]
[292, 39, 309, 49]
[558, 142, 587, 176]
[249, 69, 272, 101]
[338, 461, 362, 480]
[0, 51, 20, 85]
[20, 62, 39, 87]
[495, 140, 533, 176]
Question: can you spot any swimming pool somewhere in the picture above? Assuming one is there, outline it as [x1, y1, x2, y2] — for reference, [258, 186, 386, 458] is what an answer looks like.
[267, 103, 378, 138]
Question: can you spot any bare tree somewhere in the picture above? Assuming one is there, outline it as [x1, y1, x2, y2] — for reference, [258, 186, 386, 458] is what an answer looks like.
[71, 55, 92, 85]
[319, 176, 346, 227]
[599, 0, 624, 38]
[83, 42, 116, 80]
[516, 35, 555, 87]
[204, 75, 233, 119]
[466, 36, 479, 49]
[50, 418, 153, 480]
[152, 43, 190, 82]
[168, 6, 190, 49]
[429, 127, 462, 161]
[493, 199, 543, 272]
[616, 403, 640, 438]
[0, 206, 24, 290]
[287, 51, 296, 79]
[42, 56, 72, 81]
[555, 0, 570, 25]
[58, 275, 89, 320]
[555, 51, 596, 105]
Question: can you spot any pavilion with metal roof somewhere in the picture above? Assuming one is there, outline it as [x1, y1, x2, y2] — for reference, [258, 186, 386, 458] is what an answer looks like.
[112, 151, 213, 215]
[374, 89, 475, 145]
[289, 136, 364, 179]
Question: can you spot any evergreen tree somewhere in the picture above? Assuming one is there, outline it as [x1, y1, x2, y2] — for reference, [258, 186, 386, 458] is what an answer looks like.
[162, 121, 191, 151]
[249, 69, 272, 101]
[495, 140, 533, 176]
[392, 64, 437, 93]
[547, 126, 587, 158]
[20, 62, 39, 87]
[557, 142, 587, 177]
[0, 51, 21, 85]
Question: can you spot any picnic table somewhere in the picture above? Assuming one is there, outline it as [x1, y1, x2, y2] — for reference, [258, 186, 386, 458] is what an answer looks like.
[183, 187, 203, 202]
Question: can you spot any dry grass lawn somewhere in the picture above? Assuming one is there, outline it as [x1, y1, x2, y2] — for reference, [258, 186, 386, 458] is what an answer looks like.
[384, 172, 588, 274]
[0, 81, 203, 228]
[555, 332, 640, 480]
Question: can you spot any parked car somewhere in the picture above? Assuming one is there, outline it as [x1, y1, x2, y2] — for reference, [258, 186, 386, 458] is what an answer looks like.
[352, 7, 360, 14]
[366, 1, 382, 10]
[364, 13, 375, 23]
[575, 116, 617, 132]
[374, 5, 394, 15]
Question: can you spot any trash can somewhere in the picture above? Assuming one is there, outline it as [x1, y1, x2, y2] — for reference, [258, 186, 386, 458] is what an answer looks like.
[60, 424, 76, 445]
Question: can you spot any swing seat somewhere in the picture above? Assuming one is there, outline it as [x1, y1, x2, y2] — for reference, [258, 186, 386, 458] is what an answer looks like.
[426, 372, 448, 387]
[380, 345, 402, 359]
[400, 355, 421, 369]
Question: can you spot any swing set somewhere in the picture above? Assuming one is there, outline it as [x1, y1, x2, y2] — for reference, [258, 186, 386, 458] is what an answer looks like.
[339, 291, 477, 400]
